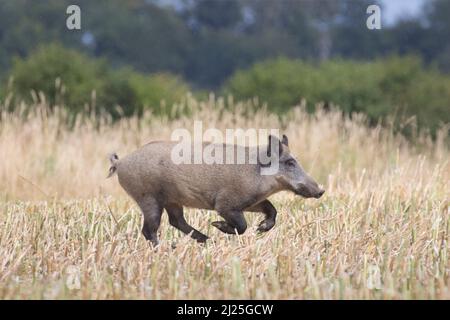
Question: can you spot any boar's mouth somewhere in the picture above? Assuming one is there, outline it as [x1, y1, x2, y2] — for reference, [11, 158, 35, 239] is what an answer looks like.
[294, 184, 324, 199]
[276, 176, 325, 199]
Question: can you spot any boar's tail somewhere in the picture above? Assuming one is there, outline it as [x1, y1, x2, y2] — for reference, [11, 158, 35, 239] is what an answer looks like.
[107, 153, 119, 178]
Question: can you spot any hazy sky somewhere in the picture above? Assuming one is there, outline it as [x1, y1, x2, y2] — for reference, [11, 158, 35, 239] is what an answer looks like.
[381, 0, 425, 25]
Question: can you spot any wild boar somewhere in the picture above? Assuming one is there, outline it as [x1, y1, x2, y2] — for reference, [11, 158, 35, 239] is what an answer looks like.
[108, 134, 324, 245]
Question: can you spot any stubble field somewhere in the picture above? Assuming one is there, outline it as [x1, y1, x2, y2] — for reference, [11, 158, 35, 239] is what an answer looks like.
[0, 96, 448, 299]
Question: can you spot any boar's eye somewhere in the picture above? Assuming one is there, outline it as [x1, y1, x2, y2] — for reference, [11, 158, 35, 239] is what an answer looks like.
[285, 159, 296, 167]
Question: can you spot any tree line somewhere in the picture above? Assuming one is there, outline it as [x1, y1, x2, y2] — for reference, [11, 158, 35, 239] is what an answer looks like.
[1, 0, 449, 88]
[0, 0, 449, 134]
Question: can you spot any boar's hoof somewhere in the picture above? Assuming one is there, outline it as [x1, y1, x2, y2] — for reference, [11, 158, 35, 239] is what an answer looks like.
[257, 219, 275, 232]
[146, 239, 159, 248]
[212, 221, 246, 235]
[192, 232, 209, 243]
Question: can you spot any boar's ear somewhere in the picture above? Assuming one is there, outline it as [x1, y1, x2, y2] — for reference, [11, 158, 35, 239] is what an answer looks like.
[281, 134, 289, 147]
[267, 134, 283, 157]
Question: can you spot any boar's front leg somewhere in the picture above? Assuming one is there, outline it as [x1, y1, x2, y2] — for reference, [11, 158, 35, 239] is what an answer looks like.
[137, 196, 163, 246]
[165, 204, 209, 243]
[246, 200, 277, 232]
[212, 210, 247, 235]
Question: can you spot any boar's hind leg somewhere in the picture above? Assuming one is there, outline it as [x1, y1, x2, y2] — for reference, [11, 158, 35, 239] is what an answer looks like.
[166, 204, 209, 243]
[137, 196, 163, 246]
[212, 211, 247, 235]
[246, 200, 277, 232]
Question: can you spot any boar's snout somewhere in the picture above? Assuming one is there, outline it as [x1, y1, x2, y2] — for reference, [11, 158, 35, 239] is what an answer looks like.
[294, 178, 325, 199]
[315, 189, 325, 198]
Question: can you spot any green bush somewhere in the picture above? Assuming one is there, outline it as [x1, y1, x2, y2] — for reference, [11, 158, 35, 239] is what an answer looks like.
[8, 44, 107, 112]
[223, 57, 450, 132]
[5, 44, 191, 117]
[129, 72, 190, 114]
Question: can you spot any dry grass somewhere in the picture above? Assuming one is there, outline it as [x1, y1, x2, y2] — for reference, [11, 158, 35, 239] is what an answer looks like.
[0, 96, 449, 299]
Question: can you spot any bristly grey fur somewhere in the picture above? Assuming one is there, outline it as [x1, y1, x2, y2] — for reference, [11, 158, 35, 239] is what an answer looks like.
[108, 135, 324, 245]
